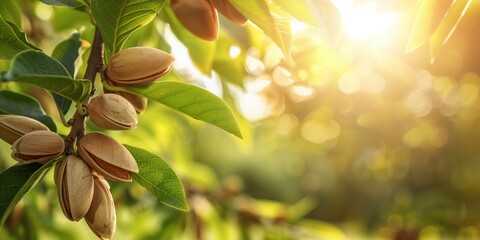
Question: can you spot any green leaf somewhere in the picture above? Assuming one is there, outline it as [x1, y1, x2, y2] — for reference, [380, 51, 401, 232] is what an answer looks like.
[119, 81, 242, 138]
[5, 49, 70, 78]
[122, 18, 171, 52]
[0, 15, 32, 60]
[91, 0, 166, 59]
[0, 90, 56, 131]
[429, 0, 472, 62]
[13, 75, 91, 103]
[0, 0, 22, 26]
[51, 33, 82, 115]
[125, 145, 189, 212]
[405, 0, 449, 53]
[162, 5, 216, 74]
[6, 21, 39, 50]
[229, 0, 291, 58]
[0, 160, 58, 227]
[40, 0, 87, 9]
[4, 50, 92, 103]
[52, 33, 81, 76]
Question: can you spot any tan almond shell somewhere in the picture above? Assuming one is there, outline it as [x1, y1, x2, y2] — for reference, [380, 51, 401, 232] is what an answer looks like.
[78, 132, 138, 182]
[11, 130, 64, 164]
[116, 91, 148, 114]
[85, 175, 116, 239]
[88, 94, 138, 130]
[54, 156, 94, 221]
[106, 47, 174, 86]
[171, 0, 219, 41]
[0, 115, 50, 145]
[211, 0, 247, 25]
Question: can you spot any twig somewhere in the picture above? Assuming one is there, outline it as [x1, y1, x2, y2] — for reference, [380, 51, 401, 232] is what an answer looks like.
[64, 27, 104, 155]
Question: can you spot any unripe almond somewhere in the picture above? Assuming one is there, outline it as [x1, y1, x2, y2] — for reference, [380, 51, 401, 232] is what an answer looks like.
[171, 0, 219, 41]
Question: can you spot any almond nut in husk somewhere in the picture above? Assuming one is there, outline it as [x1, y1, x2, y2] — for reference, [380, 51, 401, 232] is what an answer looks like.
[85, 174, 116, 240]
[211, 0, 247, 25]
[0, 115, 50, 145]
[106, 47, 174, 86]
[78, 132, 139, 182]
[171, 0, 219, 41]
[54, 155, 94, 221]
[11, 130, 64, 164]
[88, 94, 138, 130]
[116, 91, 148, 114]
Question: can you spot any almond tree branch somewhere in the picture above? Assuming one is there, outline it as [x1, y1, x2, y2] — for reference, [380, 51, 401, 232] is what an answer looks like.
[64, 27, 104, 155]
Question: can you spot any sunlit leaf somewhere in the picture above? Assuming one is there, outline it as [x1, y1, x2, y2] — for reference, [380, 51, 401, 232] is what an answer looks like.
[119, 81, 242, 138]
[4, 50, 91, 103]
[91, 0, 165, 59]
[122, 18, 171, 52]
[125, 145, 189, 212]
[0, 15, 32, 60]
[0, 159, 58, 227]
[405, 0, 450, 53]
[0, 90, 56, 131]
[272, 0, 317, 27]
[162, 5, 216, 74]
[430, 0, 472, 62]
[310, 0, 343, 44]
[229, 0, 290, 58]
[268, 2, 292, 63]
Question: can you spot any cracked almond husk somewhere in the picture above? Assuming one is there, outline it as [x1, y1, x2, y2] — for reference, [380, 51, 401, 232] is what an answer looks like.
[11, 130, 64, 164]
[106, 47, 174, 86]
[0, 115, 49, 145]
[171, 0, 219, 41]
[211, 0, 247, 25]
[78, 132, 139, 182]
[54, 155, 94, 221]
[88, 93, 138, 130]
[85, 174, 116, 240]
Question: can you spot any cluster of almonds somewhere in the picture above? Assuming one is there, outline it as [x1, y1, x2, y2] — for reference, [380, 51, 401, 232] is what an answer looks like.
[0, 47, 175, 239]
[171, 0, 247, 41]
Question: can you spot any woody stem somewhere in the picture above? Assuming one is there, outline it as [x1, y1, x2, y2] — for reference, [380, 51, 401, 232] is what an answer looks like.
[64, 27, 104, 155]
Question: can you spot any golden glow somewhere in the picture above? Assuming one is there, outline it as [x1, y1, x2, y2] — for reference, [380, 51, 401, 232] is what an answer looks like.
[334, 1, 397, 42]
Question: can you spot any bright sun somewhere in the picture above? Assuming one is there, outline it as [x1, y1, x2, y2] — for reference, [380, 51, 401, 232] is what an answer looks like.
[334, 1, 397, 41]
